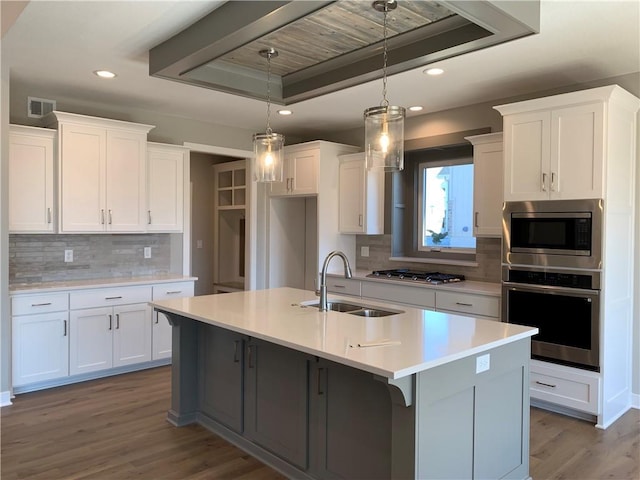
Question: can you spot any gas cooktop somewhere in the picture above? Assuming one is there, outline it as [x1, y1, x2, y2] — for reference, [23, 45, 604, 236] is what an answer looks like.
[367, 269, 465, 285]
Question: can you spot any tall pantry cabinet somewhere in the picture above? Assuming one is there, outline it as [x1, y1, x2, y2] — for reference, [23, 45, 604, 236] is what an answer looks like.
[46, 111, 154, 233]
[262, 141, 359, 291]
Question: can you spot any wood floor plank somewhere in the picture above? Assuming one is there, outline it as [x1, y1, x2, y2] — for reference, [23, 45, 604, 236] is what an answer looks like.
[1, 366, 638, 479]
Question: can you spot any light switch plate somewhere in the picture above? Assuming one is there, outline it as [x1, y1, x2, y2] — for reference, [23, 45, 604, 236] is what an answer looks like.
[144, 246, 151, 259]
[361, 246, 370, 257]
[64, 249, 73, 262]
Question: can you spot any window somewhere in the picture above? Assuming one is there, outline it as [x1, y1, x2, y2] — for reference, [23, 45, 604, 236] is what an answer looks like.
[390, 143, 477, 263]
[418, 158, 476, 252]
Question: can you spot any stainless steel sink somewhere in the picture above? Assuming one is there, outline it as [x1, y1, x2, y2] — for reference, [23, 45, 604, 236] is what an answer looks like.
[304, 301, 403, 317]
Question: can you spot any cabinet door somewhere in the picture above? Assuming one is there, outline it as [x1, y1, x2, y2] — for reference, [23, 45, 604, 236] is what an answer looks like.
[59, 123, 106, 232]
[106, 130, 147, 232]
[551, 102, 604, 200]
[12, 312, 69, 386]
[339, 160, 365, 233]
[289, 149, 319, 195]
[503, 111, 551, 201]
[9, 129, 55, 233]
[147, 144, 185, 232]
[244, 339, 309, 469]
[310, 359, 392, 479]
[112, 303, 152, 367]
[199, 325, 244, 433]
[153, 311, 173, 360]
[69, 307, 113, 375]
[473, 141, 503, 237]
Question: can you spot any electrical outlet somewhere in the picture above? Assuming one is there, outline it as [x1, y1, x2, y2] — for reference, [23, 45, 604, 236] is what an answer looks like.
[144, 246, 151, 259]
[361, 246, 370, 257]
[196, 240, 203, 249]
[476, 354, 490, 373]
[64, 249, 73, 262]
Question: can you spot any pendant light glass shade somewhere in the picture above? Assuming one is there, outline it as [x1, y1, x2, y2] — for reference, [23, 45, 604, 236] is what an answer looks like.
[364, 105, 405, 171]
[253, 132, 284, 182]
[253, 48, 285, 182]
[364, 0, 405, 172]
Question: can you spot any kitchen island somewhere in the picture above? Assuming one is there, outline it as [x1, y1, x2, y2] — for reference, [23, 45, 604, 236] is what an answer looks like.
[151, 287, 537, 480]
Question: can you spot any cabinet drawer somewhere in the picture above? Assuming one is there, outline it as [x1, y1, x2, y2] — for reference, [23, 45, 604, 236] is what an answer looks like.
[326, 277, 361, 297]
[12, 293, 69, 315]
[530, 363, 599, 414]
[70, 286, 152, 310]
[152, 282, 194, 300]
[361, 282, 435, 309]
[435, 291, 500, 318]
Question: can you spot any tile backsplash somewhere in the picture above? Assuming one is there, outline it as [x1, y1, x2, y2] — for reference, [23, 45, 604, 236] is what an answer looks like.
[355, 235, 501, 283]
[9, 234, 172, 285]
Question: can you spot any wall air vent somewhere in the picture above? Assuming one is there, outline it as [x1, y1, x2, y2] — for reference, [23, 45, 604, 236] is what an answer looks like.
[28, 97, 56, 119]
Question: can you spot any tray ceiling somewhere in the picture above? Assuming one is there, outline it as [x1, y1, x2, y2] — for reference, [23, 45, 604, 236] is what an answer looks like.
[150, 1, 540, 105]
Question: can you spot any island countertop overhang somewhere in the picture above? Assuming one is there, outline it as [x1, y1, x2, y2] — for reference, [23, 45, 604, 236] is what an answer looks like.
[151, 287, 537, 380]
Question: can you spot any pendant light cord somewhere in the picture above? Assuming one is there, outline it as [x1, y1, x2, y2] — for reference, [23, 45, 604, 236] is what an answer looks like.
[381, 6, 389, 108]
[266, 52, 273, 135]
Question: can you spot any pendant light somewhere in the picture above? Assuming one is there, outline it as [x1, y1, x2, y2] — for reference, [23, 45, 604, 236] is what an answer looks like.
[364, 0, 405, 172]
[253, 48, 284, 182]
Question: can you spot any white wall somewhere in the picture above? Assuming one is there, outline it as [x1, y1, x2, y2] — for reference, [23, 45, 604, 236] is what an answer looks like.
[1, 29, 11, 401]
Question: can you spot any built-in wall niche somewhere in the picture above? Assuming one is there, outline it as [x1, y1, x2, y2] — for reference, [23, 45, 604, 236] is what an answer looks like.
[213, 159, 248, 293]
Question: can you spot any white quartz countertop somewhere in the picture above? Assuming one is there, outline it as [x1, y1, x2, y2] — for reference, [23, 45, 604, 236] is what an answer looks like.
[151, 287, 536, 380]
[10, 274, 198, 294]
[342, 270, 502, 296]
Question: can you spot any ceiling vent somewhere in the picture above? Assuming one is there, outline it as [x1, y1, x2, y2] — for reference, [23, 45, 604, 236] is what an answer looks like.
[28, 97, 56, 119]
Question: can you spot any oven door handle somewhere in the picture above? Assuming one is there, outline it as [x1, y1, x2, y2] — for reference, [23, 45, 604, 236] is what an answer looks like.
[503, 281, 600, 296]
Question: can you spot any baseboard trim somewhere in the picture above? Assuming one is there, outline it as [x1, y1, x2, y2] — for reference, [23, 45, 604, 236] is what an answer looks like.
[0, 390, 13, 407]
[631, 393, 640, 409]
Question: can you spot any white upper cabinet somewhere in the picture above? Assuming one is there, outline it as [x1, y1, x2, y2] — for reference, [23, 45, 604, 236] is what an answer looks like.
[47, 111, 154, 233]
[147, 142, 187, 232]
[495, 85, 637, 202]
[270, 146, 319, 196]
[9, 125, 56, 233]
[338, 152, 384, 234]
[466, 132, 503, 237]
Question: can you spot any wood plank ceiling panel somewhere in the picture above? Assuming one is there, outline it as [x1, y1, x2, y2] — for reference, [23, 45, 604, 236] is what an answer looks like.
[217, 0, 455, 77]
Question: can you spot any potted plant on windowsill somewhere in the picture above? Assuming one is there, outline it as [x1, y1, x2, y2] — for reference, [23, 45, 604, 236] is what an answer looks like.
[428, 229, 448, 245]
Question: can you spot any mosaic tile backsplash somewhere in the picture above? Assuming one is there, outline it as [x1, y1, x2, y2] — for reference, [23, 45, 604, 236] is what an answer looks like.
[9, 234, 172, 285]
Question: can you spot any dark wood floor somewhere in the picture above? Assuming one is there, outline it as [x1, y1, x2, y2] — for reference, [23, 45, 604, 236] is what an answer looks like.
[1, 366, 638, 479]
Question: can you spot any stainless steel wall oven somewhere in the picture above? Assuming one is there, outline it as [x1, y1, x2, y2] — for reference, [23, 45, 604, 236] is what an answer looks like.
[502, 199, 604, 371]
[502, 266, 600, 371]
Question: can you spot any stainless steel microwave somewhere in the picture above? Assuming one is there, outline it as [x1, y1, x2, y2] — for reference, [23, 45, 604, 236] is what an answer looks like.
[502, 199, 603, 269]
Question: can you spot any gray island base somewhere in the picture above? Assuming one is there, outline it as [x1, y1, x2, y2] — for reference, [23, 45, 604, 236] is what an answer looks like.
[152, 288, 535, 480]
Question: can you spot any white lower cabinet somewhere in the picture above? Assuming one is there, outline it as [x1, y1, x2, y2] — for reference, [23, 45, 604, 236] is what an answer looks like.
[69, 303, 151, 375]
[12, 311, 69, 386]
[152, 282, 194, 360]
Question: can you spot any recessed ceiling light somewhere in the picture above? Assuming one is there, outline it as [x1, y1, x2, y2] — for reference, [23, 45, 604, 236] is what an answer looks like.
[408, 106, 423, 112]
[423, 67, 444, 76]
[277, 109, 293, 116]
[94, 70, 117, 79]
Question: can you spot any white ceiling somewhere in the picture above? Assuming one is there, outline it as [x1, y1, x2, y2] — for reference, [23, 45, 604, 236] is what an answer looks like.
[3, 0, 639, 139]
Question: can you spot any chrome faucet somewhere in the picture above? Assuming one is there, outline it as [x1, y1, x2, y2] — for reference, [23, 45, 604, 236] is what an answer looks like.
[318, 250, 353, 312]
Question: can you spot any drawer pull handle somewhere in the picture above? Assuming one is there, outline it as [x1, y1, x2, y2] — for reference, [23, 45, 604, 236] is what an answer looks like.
[332, 284, 346, 288]
[165, 291, 182, 295]
[31, 302, 52, 307]
[101, 209, 105, 224]
[455, 302, 473, 307]
[358, 214, 363, 227]
[247, 345, 255, 369]
[474, 212, 479, 228]
[105, 296, 123, 300]
[108, 314, 113, 330]
[47, 207, 52, 224]
[318, 367, 325, 395]
[535, 380, 557, 388]
[148, 210, 152, 225]
[63, 320, 67, 337]
[108, 209, 113, 225]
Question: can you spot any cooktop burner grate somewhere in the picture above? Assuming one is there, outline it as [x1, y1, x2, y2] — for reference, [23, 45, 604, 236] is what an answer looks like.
[367, 269, 465, 284]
